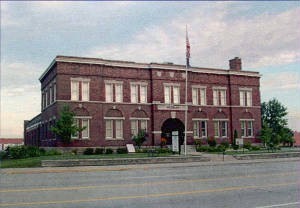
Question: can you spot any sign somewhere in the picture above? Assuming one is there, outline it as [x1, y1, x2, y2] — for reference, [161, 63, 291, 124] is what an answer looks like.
[126, 144, 135, 153]
[172, 131, 179, 152]
[236, 138, 244, 146]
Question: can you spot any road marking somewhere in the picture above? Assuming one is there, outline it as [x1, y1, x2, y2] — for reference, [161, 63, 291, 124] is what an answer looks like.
[255, 202, 300, 208]
[0, 171, 298, 193]
[0, 182, 298, 207]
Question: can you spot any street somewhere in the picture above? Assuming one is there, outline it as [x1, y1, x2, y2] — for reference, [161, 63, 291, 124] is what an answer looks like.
[0, 160, 299, 208]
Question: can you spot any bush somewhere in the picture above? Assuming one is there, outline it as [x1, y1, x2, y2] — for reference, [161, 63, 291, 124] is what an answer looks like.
[250, 145, 261, 151]
[39, 148, 46, 156]
[0, 150, 7, 159]
[71, 149, 78, 155]
[116, 148, 127, 154]
[26, 146, 41, 157]
[83, 148, 94, 155]
[220, 141, 230, 149]
[232, 144, 239, 150]
[94, 148, 104, 155]
[216, 145, 226, 152]
[105, 148, 113, 154]
[9, 146, 27, 159]
[207, 138, 217, 147]
[44, 149, 62, 156]
[155, 148, 172, 153]
[243, 141, 252, 150]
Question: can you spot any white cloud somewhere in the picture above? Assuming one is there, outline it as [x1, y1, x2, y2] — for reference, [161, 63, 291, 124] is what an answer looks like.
[261, 71, 300, 91]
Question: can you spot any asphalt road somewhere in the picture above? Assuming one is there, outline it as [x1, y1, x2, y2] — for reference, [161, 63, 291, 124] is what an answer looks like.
[0, 160, 299, 208]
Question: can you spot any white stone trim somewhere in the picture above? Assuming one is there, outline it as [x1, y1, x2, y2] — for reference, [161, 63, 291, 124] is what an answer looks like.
[212, 118, 229, 121]
[191, 85, 207, 89]
[104, 80, 123, 84]
[70, 77, 91, 82]
[74, 116, 92, 119]
[104, 117, 125, 120]
[239, 118, 255, 121]
[105, 138, 124, 140]
[212, 86, 227, 90]
[129, 117, 150, 120]
[152, 131, 162, 134]
[130, 81, 148, 86]
[192, 118, 209, 121]
[184, 131, 193, 134]
[163, 82, 181, 87]
[239, 87, 252, 91]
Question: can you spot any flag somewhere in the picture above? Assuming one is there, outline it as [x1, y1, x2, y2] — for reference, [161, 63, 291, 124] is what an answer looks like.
[186, 25, 190, 67]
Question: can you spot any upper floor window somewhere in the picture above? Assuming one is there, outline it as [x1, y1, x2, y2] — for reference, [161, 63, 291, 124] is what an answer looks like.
[239, 88, 252, 106]
[105, 81, 123, 103]
[164, 84, 180, 104]
[71, 78, 90, 101]
[213, 88, 226, 106]
[192, 86, 206, 105]
[130, 82, 148, 103]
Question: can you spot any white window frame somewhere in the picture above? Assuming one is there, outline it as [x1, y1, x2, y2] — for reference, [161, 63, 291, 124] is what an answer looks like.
[173, 86, 180, 104]
[241, 120, 246, 137]
[192, 88, 198, 105]
[220, 121, 228, 137]
[200, 120, 207, 138]
[82, 81, 90, 101]
[213, 90, 218, 106]
[140, 120, 147, 132]
[115, 120, 123, 139]
[247, 121, 253, 137]
[71, 80, 79, 101]
[140, 85, 147, 103]
[246, 91, 252, 107]
[53, 82, 56, 102]
[164, 86, 171, 104]
[71, 118, 79, 139]
[220, 90, 226, 106]
[105, 120, 113, 139]
[193, 121, 199, 138]
[115, 84, 123, 103]
[130, 84, 138, 103]
[200, 88, 206, 105]
[105, 83, 113, 102]
[131, 120, 138, 136]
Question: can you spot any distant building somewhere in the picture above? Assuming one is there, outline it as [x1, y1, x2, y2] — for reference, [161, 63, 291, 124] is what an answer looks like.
[293, 131, 300, 147]
[24, 55, 261, 148]
[0, 138, 24, 150]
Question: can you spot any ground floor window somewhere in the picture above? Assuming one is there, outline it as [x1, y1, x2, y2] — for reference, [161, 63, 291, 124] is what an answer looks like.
[130, 119, 148, 136]
[72, 117, 90, 139]
[241, 120, 254, 137]
[193, 120, 207, 138]
[105, 119, 124, 139]
[214, 120, 228, 138]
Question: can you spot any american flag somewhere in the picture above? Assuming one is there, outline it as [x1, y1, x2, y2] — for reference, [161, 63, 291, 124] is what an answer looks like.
[186, 26, 190, 67]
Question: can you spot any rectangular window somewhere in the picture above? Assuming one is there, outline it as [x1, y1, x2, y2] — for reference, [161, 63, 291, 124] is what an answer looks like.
[200, 88, 206, 105]
[140, 85, 147, 103]
[240, 91, 245, 106]
[82, 119, 89, 139]
[247, 121, 253, 136]
[131, 120, 138, 135]
[105, 120, 113, 138]
[131, 84, 138, 103]
[49, 87, 52, 104]
[201, 121, 207, 138]
[71, 81, 79, 101]
[214, 121, 219, 137]
[220, 90, 226, 106]
[140, 120, 147, 131]
[241, 121, 246, 137]
[82, 82, 89, 101]
[45, 89, 48, 106]
[115, 120, 123, 139]
[105, 83, 113, 102]
[220, 121, 227, 137]
[213, 90, 218, 106]
[193, 121, 199, 138]
[164, 86, 171, 104]
[246, 91, 252, 106]
[72, 119, 79, 139]
[192, 88, 198, 105]
[53, 83, 56, 102]
[115, 84, 123, 103]
[173, 86, 180, 104]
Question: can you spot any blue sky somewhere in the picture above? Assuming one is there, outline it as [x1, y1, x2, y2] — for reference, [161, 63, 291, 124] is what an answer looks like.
[1, 1, 299, 138]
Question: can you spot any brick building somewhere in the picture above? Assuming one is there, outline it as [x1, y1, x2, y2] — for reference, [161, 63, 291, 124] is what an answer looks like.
[24, 55, 261, 148]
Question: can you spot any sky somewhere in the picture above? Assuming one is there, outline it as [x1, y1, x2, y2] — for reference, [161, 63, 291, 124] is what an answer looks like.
[0, 1, 299, 138]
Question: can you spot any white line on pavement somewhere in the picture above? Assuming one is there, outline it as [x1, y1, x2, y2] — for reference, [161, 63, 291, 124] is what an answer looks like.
[255, 202, 300, 208]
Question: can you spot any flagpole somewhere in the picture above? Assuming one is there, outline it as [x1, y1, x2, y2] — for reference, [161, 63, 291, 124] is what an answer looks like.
[184, 25, 189, 156]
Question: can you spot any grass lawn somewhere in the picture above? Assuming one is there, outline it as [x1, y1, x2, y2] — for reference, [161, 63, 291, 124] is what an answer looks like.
[0, 152, 173, 169]
[217, 147, 300, 155]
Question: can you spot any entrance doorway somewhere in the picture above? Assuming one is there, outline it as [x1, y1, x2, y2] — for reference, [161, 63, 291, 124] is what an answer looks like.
[161, 118, 185, 151]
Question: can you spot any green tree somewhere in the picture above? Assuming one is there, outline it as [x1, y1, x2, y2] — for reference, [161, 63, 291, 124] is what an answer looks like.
[51, 105, 85, 144]
[132, 130, 147, 149]
[261, 98, 293, 146]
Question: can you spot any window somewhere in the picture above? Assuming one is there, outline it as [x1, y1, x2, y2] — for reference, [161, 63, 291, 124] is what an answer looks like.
[239, 89, 252, 106]
[240, 120, 254, 137]
[72, 119, 79, 139]
[82, 82, 89, 101]
[213, 88, 226, 106]
[131, 84, 138, 103]
[105, 83, 113, 102]
[131, 120, 138, 135]
[164, 84, 180, 104]
[105, 119, 124, 139]
[173, 86, 180, 104]
[105, 81, 123, 103]
[53, 83, 56, 102]
[71, 80, 79, 101]
[140, 85, 147, 103]
[214, 120, 228, 137]
[241, 120, 246, 137]
[193, 120, 207, 138]
[164, 86, 171, 104]
[49, 87, 52, 104]
[115, 84, 123, 103]
[81, 119, 89, 139]
[192, 87, 206, 105]
[115, 120, 123, 139]
[105, 120, 113, 138]
[131, 119, 148, 136]
[193, 121, 199, 138]
[201, 121, 207, 138]
[247, 121, 253, 136]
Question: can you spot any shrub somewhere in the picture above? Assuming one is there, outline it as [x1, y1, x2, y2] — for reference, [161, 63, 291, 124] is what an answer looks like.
[132, 130, 147, 149]
[220, 141, 230, 149]
[216, 145, 226, 152]
[105, 148, 113, 154]
[156, 148, 172, 153]
[243, 141, 252, 150]
[71, 149, 78, 155]
[39, 148, 46, 155]
[116, 148, 127, 154]
[83, 148, 94, 155]
[232, 144, 239, 150]
[94, 148, 104, 155]
[251, 145, 261, 151]
[0, 150, 7, 159]
[44, 149, 62, 156]
[26, 146, 41, 157]
[9, 146, 27, 159]
[207, 137, 217, 147]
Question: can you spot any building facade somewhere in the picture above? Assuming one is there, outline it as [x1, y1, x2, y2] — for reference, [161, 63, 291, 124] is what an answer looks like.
[24, 56, 261, 148]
